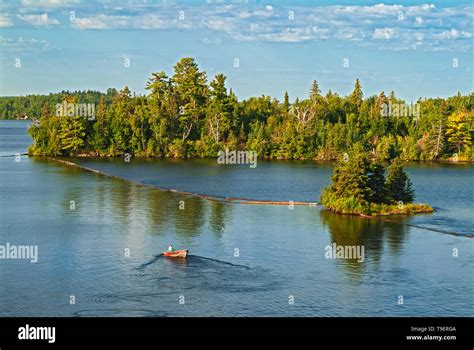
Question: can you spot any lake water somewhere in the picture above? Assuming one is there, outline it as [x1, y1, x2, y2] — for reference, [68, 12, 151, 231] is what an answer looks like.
[0, 120, 473, 316]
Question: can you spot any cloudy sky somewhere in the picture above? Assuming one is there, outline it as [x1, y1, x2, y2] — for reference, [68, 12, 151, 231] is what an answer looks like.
[0, 0, 472, 101]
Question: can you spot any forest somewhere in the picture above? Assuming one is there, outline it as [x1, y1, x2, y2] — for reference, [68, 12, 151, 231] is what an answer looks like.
[1, 57, 472, 161]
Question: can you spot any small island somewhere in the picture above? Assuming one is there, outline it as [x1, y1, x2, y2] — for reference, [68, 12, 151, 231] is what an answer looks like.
[321, 145, 433, 216]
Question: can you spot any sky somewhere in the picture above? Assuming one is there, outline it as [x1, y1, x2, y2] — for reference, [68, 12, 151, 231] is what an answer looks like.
[0, 0, 472, 102]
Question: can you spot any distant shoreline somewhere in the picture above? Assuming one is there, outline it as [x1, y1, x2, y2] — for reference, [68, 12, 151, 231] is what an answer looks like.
[26, 151, 474, 163]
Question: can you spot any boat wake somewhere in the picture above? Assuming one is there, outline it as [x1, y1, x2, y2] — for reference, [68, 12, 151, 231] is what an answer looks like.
[190, 255, 251, 269]
[73, 308, 169, 317]
[136, 254, 164, 270]
[136, 254, 251, 271]
[0, 153, 28, 158]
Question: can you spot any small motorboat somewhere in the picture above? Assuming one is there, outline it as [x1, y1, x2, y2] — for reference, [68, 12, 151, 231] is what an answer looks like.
[163, 249, 188, 258]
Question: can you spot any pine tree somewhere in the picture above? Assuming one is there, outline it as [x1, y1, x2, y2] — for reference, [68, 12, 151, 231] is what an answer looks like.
[92, 97, 109, 151]
[350, 79, 363, 112]
[388, 90, 396, 103]
[385, 159, 414, 203]
[145, 71, 169, 108]
[327, 146, 371, 203]
[109, 86, 133, 154]
[59, 115, 86, 155]
[375, 91, 388, 117]
[310, 80, 321, 101]
[206, 73, 232, 144]
[172, 57, 209, 141]
[366, 161, 387, 203]
[283, 91, 290, 113]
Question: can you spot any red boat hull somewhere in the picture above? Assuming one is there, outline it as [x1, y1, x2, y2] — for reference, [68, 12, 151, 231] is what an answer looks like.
[163, 249, 188, 258]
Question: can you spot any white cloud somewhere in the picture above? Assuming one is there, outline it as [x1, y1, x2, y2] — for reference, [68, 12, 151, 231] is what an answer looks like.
[201, 36, 222, 45]
[20, 0, 77, 7]
[70, 15, 111, 30]
[6, 2, 468, 51]
[335, 28, 365, 41]
[415, 33, 424, 42]
[17, 13, 60, 26]
[334, 3, 435, 16]
[202, 19, 233, 32]
[71, 14, 179, 30]
[0, 36, 51, 53]
[435, 28, 472, 40]
[336, 3, 402, 15]
[373, 27, 397, 40]
[0, 14, 13, 27]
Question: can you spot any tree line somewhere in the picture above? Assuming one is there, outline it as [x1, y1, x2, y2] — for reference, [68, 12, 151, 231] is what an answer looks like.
[3, 57, 471, 161]
[0, 89, 117, 120]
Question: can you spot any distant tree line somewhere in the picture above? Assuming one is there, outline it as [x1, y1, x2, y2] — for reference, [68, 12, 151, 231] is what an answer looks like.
[2, 57, 471, 161]
[0, 89, 117, 120]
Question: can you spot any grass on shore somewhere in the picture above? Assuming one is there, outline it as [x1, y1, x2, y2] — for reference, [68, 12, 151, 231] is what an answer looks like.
[320, 192, 434, 216]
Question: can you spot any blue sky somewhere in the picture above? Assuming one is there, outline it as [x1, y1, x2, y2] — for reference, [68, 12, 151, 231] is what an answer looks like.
[0, 0, 472, 102]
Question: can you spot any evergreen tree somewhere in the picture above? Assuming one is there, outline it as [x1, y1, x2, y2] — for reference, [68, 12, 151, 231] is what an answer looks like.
[350, 79, 363, 112]
[309, 80, 321, 101]
[375, 91, 388, 117]
[130, 97, 150, 154]
[326, 146, 371, 203]
[385, 159, 414, 203]
[59, 115, 87, 155]
[206, 73, 232, 144]
[366, 161, 387, 203]
[109, 87, 133, 154]
[92, 96, 109, 151]
[172, 57, 208, 141]
[146, 71, 170, 109]
[283, 91, 290, 113]
[16, 57, 472, 162]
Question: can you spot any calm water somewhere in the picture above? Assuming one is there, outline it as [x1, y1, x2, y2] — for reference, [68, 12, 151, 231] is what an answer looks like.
[0, 120, 473, 316]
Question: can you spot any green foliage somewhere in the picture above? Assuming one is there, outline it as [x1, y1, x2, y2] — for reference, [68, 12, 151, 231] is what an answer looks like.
[321, 149, 422, 214]
[246, 120, 269, 157]
[320, 191, 369, 215]
[326, 146, 371, 204]
[28, 115, 87, 156]
[367, 161, 388, 204]
[3, 57, 470, 161]
[58, 115, 87, 154]
[309, 80, 321, 101]
[446, 111, 472, 157]
[385, 159, 414, 203]
[350, 79, 363, 112]
[1, 90, 114, 120]
[173, 57, 209, 141]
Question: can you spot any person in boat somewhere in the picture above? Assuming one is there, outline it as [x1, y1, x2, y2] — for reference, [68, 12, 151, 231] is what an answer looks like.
[168, 244, 174, 252]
